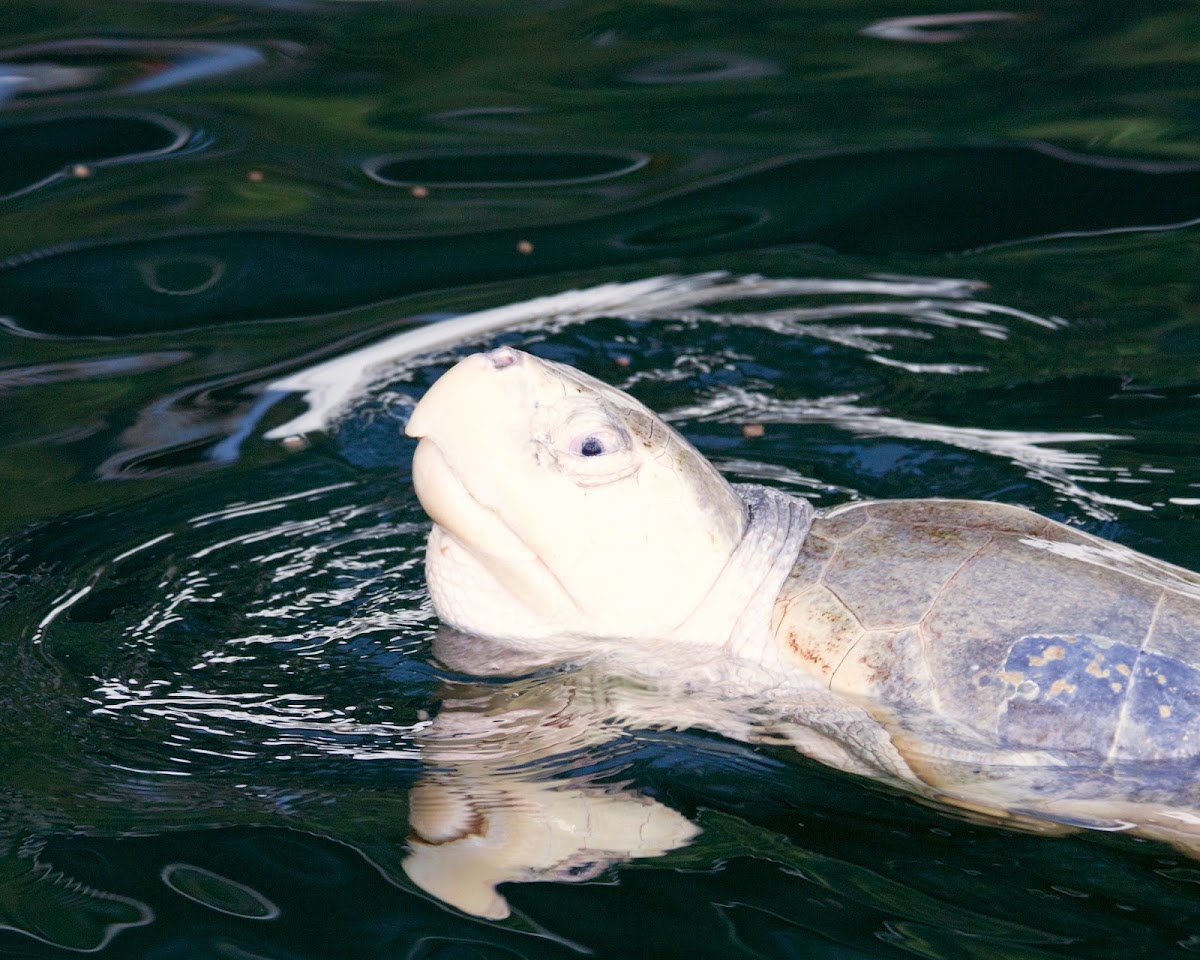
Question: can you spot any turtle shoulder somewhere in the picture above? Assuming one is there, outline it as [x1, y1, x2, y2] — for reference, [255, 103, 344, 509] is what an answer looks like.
[776, 497, 1056, 639]
[820, 497, 1056, 539]
[772, 498, 1020, 691]
[774, 497, 1200, 765]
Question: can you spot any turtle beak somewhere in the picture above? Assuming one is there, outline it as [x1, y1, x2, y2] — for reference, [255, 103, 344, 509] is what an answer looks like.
[405, 348, 525, 440]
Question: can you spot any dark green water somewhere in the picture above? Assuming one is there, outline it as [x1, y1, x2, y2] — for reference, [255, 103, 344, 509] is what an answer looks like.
[3, 1, 1200, 956]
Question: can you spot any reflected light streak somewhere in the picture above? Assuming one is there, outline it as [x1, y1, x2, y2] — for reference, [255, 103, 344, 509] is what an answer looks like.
[669, 388, 1138, 519]
[264, 272, 1055, 440]
[861, 11, 1023, 43]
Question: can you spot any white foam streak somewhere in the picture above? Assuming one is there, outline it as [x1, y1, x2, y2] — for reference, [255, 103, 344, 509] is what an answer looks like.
[31, 585, 92, 645]
[111, 532, 175, 565]
[90, 682, 428, 759]
[188, 481, 357, 527]
[670, 389, 1139, 519]
[263, 272, 1060, 439]
[868, 355, 987, 374]
[264, 274, 716, 439]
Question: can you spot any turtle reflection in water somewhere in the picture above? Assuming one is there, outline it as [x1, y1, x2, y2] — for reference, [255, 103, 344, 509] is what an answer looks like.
[401, 346, 1200, 916]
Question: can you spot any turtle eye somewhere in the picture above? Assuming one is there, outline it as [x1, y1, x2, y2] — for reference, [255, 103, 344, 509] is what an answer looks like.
[554, 860, 605, 881]
[555, 419, 638, 484]
[580, 436, 604, 457]
[568, 425, 624, 458]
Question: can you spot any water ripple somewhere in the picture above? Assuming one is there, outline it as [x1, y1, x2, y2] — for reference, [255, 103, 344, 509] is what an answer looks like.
[669, 388, 1137, 519]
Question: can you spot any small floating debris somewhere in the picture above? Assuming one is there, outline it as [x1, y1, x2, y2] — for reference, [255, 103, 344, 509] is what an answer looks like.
[0, 111, 190, 200]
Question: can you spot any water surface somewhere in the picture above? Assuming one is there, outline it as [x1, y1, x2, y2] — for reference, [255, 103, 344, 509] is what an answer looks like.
[3, 1, 1200, 956]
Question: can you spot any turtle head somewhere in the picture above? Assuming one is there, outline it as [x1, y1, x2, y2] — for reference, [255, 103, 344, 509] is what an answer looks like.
[405, 347, 747, 645]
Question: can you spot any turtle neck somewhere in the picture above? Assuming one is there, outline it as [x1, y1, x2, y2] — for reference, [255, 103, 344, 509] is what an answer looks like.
[671, 484, 813, 672]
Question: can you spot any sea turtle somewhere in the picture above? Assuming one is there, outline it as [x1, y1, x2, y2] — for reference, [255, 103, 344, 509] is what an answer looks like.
[404, 346, 1200, 850]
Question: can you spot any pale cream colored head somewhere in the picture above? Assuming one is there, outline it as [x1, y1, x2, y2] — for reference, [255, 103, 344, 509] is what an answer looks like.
[405, 347, 747, 644]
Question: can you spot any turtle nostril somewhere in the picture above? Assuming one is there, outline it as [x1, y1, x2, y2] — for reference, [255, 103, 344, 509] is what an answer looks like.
[488, 347, 519, 370]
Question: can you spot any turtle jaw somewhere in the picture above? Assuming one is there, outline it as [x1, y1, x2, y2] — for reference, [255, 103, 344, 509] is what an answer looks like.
[410, 435, 582, 641]
[406, 349, 587, 640]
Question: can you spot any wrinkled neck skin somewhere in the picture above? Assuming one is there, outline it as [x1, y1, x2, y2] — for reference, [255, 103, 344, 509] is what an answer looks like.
[674, 484, 813, 675]
[428, 483, 815, 693]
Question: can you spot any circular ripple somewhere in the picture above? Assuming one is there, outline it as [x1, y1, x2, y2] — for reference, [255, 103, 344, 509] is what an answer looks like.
[363, 149, 649, 188]
[162, 863, 280, 920]
[623, 51, 781, 84]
